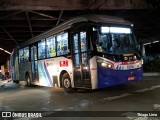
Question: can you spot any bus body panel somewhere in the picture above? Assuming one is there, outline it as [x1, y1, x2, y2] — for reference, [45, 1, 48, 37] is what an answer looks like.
[89, 56, 98, 89]
[32, 57, 73, 87]
[96, 56, 143, 89]
[18, 62, 32, 80]
[97, 66, 143, 88]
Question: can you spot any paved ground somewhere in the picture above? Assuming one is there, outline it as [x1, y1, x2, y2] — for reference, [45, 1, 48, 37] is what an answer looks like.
[0, 76, 160, 120]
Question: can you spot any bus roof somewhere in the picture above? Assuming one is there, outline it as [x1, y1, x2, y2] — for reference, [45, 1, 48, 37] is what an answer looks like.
[18, 14, 131, 48]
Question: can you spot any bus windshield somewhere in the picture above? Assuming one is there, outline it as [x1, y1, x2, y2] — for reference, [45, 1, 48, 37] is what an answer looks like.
[96, 26, 138, 54]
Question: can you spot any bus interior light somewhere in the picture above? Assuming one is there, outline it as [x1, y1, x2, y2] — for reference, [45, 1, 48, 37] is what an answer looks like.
[101, 27, 109, 33]
[110, 27, 131, 34]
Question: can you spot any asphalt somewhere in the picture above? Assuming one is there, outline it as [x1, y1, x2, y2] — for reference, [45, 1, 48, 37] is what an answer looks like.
[0, 74, 160, 120]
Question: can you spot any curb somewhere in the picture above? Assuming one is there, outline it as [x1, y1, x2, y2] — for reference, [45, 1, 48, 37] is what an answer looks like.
[143, 73, 160, 77]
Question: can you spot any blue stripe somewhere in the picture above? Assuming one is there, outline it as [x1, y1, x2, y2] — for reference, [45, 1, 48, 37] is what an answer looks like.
[44, 62, 52, 86]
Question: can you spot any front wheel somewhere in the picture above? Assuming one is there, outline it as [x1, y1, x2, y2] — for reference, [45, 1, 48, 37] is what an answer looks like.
[62, 73, 73, 92]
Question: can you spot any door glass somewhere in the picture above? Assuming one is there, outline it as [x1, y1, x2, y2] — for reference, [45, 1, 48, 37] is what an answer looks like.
[31, 47, 34, 61]
[34, 46, 37, 60]
[80, 31, 87, 52]
[31, 45, 38, 81]
[75, 54, 80, 67]
[80, 31, 90, 81]
[74, 34, 79, 53]
[73, 34, 80, 67]
[31, 46, 37, 61]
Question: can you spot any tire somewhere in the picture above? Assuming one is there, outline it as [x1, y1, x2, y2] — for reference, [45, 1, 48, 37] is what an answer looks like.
[26, 74, 32, 86]
[13, 80, 19, 84]
[62, 73, 73, 92]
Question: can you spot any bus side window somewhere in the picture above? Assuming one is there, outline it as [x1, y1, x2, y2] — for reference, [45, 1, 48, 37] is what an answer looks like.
[19, 48, 24, 62]
[46, 36, 56, 58]
[57, 32, 68, 56]
[23, 46, 29, 62]
[38, 40, 46, 59]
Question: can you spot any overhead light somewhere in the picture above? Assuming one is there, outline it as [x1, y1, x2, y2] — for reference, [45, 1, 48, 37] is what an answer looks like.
[144, 42, 151, 45]
[0, 47, 11, 55]
[152, 41, 159, 43]
[0, 48, 4, 50]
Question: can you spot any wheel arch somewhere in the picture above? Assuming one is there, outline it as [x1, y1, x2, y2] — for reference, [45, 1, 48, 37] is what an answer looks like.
[59, 70, 71, 87]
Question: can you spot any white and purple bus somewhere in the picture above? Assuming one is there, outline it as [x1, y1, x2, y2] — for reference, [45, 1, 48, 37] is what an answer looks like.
[10, 14, 143, 92]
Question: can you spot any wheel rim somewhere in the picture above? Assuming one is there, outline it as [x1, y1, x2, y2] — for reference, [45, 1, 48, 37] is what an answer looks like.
[63, 78, 70, 88]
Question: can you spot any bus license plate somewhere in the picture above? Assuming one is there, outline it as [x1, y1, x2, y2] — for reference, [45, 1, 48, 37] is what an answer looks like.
[128, 76, 135, 81]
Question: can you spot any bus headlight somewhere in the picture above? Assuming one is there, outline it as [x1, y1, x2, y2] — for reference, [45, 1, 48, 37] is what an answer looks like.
[97, 57, 113, 69]
[101, 62, 107, 67]
[101, 62, 112, 68]
[107, 64, 112, 68]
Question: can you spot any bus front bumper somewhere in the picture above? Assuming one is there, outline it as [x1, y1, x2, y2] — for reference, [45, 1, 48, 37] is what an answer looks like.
[97, 66, 143, 89]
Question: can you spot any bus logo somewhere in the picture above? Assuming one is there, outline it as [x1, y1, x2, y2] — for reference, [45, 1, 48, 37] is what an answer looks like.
[59, 60, 68, 67]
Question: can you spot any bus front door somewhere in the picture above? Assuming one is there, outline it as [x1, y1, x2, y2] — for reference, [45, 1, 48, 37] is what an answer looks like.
[72, 31, 91, 88]
[31, 45, 39, 82]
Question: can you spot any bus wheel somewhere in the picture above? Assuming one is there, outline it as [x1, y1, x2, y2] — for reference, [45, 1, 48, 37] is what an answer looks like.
[62, 73, 73, 92]
[13, 80, 19, 84]
[26, 74, 31, 86]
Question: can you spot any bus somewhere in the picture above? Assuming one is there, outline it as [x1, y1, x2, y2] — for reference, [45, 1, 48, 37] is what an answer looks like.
[10, 14, 143, 92]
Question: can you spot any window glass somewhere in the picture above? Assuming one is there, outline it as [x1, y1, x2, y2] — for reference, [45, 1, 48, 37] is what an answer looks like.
[31, 45, 37, 61]
[73, 34, 79, 53]
[19, 49, 24, 62]
[38, 40, 46, 59]
[46, 36, 56, 58]
[73, 33, 80, 67]
[23, 46, 29, 62]
[80, 31, 87, 52]
[98, 26, 137, 54]
[57, 32, 68, 56]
